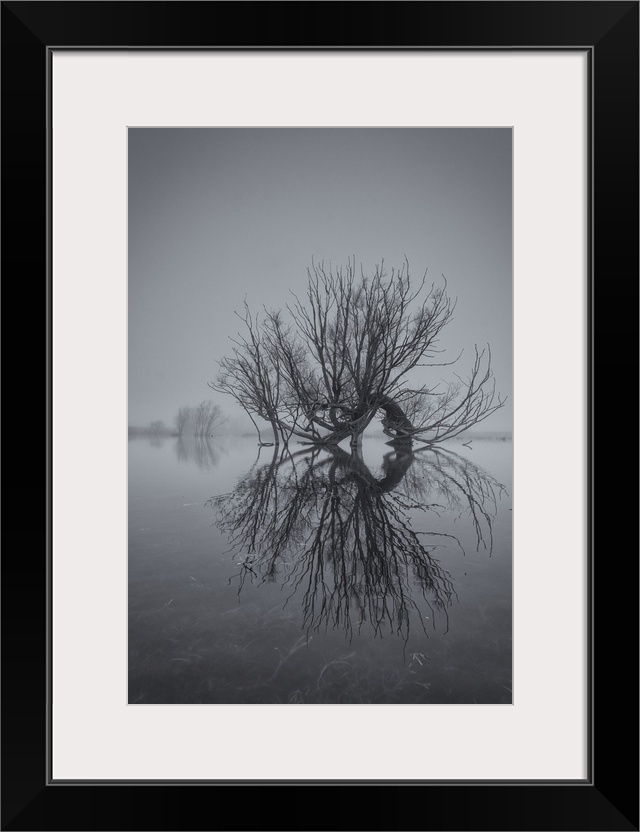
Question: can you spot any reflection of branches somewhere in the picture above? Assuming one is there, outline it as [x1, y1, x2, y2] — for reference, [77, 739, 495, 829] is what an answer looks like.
[208, 445, 506, 643]
[174, 437, 220, 471]
[403, 445, 506, 553]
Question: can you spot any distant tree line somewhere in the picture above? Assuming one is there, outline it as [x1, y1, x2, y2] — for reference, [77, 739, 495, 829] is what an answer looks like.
[128, 420, 169, 437]
[128, 401, 226, 438]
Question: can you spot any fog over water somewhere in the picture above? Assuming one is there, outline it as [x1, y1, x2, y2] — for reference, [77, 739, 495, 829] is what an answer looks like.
[129, 128, 512, 433]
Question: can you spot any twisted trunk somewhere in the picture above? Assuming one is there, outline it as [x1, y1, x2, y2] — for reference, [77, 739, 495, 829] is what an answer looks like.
[377, 394, 415, 440]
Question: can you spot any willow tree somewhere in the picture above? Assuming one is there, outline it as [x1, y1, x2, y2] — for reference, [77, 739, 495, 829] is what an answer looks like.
[211, 258, 504, 447]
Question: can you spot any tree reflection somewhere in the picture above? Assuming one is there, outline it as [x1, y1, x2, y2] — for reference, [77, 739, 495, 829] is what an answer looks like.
[174, 436, 220, 470]
[208, 444, 505, 642]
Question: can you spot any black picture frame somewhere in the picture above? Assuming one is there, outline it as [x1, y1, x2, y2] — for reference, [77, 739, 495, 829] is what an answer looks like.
[2, 2, 638, 830]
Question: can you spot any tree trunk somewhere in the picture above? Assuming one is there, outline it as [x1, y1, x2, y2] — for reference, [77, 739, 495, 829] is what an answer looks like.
[378, 395, 414, 430]
[269, 418, 280, 446]
[377, 394, 415, 444]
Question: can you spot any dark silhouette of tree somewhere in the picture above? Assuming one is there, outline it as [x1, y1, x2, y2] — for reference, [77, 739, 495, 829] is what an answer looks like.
[208, 444, 505, 643]
[211, 258, 505, 447]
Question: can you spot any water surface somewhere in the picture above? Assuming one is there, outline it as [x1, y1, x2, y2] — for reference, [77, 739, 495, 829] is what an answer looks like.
[129, 435, 512, 704]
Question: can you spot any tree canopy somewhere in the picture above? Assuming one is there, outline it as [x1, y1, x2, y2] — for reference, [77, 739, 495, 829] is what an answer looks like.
[211, 258, 505, 446]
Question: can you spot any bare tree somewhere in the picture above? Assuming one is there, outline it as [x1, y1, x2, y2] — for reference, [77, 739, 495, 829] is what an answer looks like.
[149, 420, 166, 435]
[211, 258, 505, 447]
[175, 401, 226, 437]
[211, 304, 287, 445]
[192, 400, 225, 436]
[203, 401, 226, 436]
[174, 406, 192, 436]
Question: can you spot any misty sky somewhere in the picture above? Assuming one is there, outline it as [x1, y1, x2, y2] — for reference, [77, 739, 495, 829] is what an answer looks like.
[128, 128, 512, 432]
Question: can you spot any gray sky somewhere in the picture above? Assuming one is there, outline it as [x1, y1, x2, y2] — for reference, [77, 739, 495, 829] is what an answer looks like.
[128, 128, 512, 431]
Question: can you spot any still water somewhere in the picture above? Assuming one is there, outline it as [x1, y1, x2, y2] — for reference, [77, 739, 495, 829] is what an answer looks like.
[129, 435, 512, 704]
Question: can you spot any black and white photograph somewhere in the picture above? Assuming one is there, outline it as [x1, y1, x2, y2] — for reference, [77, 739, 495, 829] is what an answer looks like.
[128, 127, 513, 705]
[4, 0, 639, 821]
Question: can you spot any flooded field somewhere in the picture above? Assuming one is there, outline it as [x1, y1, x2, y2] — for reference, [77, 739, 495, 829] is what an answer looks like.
[128, 435, 512, 704]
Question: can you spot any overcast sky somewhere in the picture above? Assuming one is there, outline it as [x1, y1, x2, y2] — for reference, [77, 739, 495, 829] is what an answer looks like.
[128, 128, 512, 432]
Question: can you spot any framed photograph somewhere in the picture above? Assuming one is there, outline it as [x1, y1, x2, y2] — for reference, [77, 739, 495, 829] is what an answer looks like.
[3, 2, 637, 830]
